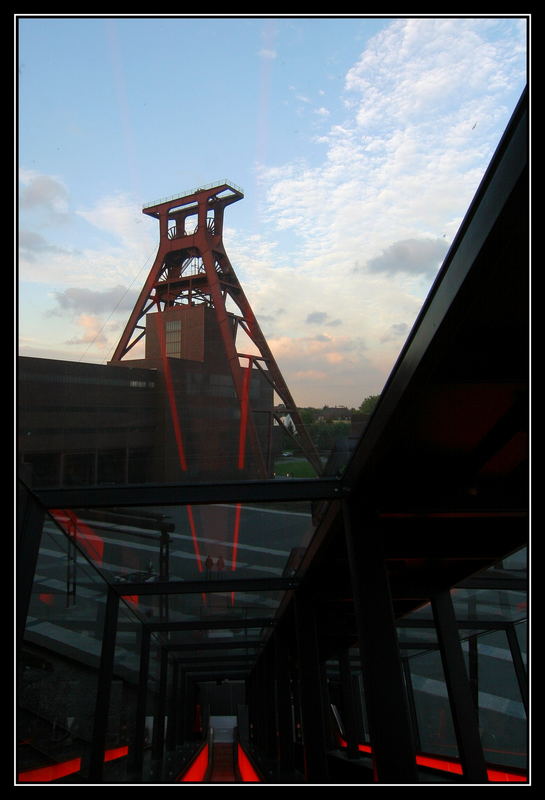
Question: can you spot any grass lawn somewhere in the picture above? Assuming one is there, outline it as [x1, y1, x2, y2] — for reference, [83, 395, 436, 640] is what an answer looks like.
[273, 458, 318, 478]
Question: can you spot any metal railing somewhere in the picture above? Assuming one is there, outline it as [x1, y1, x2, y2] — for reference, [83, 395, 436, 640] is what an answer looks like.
[144, 180, 244, 210]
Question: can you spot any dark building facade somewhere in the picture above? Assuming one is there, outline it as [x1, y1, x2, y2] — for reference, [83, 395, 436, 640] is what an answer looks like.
[19, 305, 275, 489]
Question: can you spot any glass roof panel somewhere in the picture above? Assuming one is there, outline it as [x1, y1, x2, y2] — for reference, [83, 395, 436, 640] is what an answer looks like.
[47, 501, 314, 583]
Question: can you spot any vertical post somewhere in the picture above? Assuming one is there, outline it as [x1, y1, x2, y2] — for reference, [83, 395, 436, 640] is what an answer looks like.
[401, 656, 422, 753]
[175, 669, 185, 748]
[130, 625, 151, 777]
[338, 649, 359, 758]
[88, 586, 119, 781]
[166, 659, 179, 752]
[152, 647, 169, 764]
[343, 500, 418, 783]
[431, 590, 488, 782]
[17, 482, 45, 646]
[294, 593, 329, 782]
[274, 628, 295, 776]
[505, 624, 528, 715]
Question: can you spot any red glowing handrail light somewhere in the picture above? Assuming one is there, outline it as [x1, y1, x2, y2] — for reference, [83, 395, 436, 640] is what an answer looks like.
[178, 743, 209, 781]
[237, 743, 261, 782]
[18, 758, 82, 783]
[337, 738, 526, 783]
[18, 746, 128, 782]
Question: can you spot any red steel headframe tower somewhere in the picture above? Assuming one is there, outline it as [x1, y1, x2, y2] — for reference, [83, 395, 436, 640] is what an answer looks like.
[110, 181, 322, 477]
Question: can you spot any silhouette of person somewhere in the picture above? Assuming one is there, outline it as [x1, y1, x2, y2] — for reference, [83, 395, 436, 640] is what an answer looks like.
[216, 556, 225, 578]
[205, 555, 213, 577]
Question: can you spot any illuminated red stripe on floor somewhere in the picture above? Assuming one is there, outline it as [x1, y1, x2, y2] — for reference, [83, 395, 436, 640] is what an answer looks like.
[18, 746, 128, 782]
[178, 743, 209, 781]
[237, 743, 261, 782]
[104, 745, 129, 762]
[18, 758, 82, 782]
[338, 739, 526, 782]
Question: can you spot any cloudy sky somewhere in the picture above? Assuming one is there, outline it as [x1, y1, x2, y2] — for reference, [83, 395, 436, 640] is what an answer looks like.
[17, 15, 527, 407]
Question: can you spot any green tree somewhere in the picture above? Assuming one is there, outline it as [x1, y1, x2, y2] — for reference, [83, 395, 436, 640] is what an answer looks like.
[359, 394, 380, 414]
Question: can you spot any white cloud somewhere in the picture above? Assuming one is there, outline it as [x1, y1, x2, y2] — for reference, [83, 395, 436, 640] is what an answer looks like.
[19, 170, 70, 216]
[247, 18, 526, 403]
[76, 193, 156, 252]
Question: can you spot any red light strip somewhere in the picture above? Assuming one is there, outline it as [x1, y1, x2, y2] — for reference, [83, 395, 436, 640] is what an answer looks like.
[18, 758, 82, 782]
[338, 739, 526, 782]
[237, 743, 261, 782]
[18, 746, 128, 782]
[103, 745, 129, 762]
[50, 509, 105, 566]
[237, 364, 251, 470]
[158, 317, 208, 576]
[178, 743, 209, 781]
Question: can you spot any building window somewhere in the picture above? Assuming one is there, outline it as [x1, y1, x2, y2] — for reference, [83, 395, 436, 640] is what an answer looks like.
[165, 319, 182, 357]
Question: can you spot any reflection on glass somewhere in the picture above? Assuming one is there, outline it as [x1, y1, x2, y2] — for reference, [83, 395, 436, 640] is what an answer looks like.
[451, 588, 527, 624]
[19, 524, 107, 782]
[48, 502, 314, 588]
[407, 649, 459, 760]
[462, 629, 527, 770]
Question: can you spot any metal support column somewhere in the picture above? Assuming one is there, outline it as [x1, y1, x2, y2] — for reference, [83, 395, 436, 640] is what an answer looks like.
[88, 586, 120, 781]
[431, 590, 488, 783]
[274, 628, 296, 776]
[294, 593, 329, 783]
[505, 623, 528, 715]
[152, 647, 169, 765]
[130, 626, 151, 777]
[166, 659, 179, 753]
[338, 649, 359, 758]
[343, 500, 418, 783]
[17, 482, 45, 646]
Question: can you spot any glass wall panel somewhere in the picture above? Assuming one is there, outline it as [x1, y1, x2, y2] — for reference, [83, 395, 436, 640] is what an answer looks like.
[461, 629, 527, 771]
[101, 601, 143, 782]
[406, 648, 459, 760]
[18, 519, 109, 783]
[51, 502, 314, 589]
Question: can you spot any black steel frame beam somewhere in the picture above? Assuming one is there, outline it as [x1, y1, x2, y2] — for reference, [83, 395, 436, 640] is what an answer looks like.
[164, 640, 263, 652]
[130, 626, 151, 777]
[505, 624, 528, 715]
[338, 648, 360, 758]
[274, 627, 296, 774]
[17, 482, 46, 646]
[32, 476, 344, 509]
[146, 617, 275, 632]
[431, 590, 488, 782]
[343, 500, 418, 783]
[88, 586, 119, 782]
[397, 618, 526, 630]
[294, 592, 330, 782]
[152, 647, 169, 763]
[115, 577, 298, 596]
